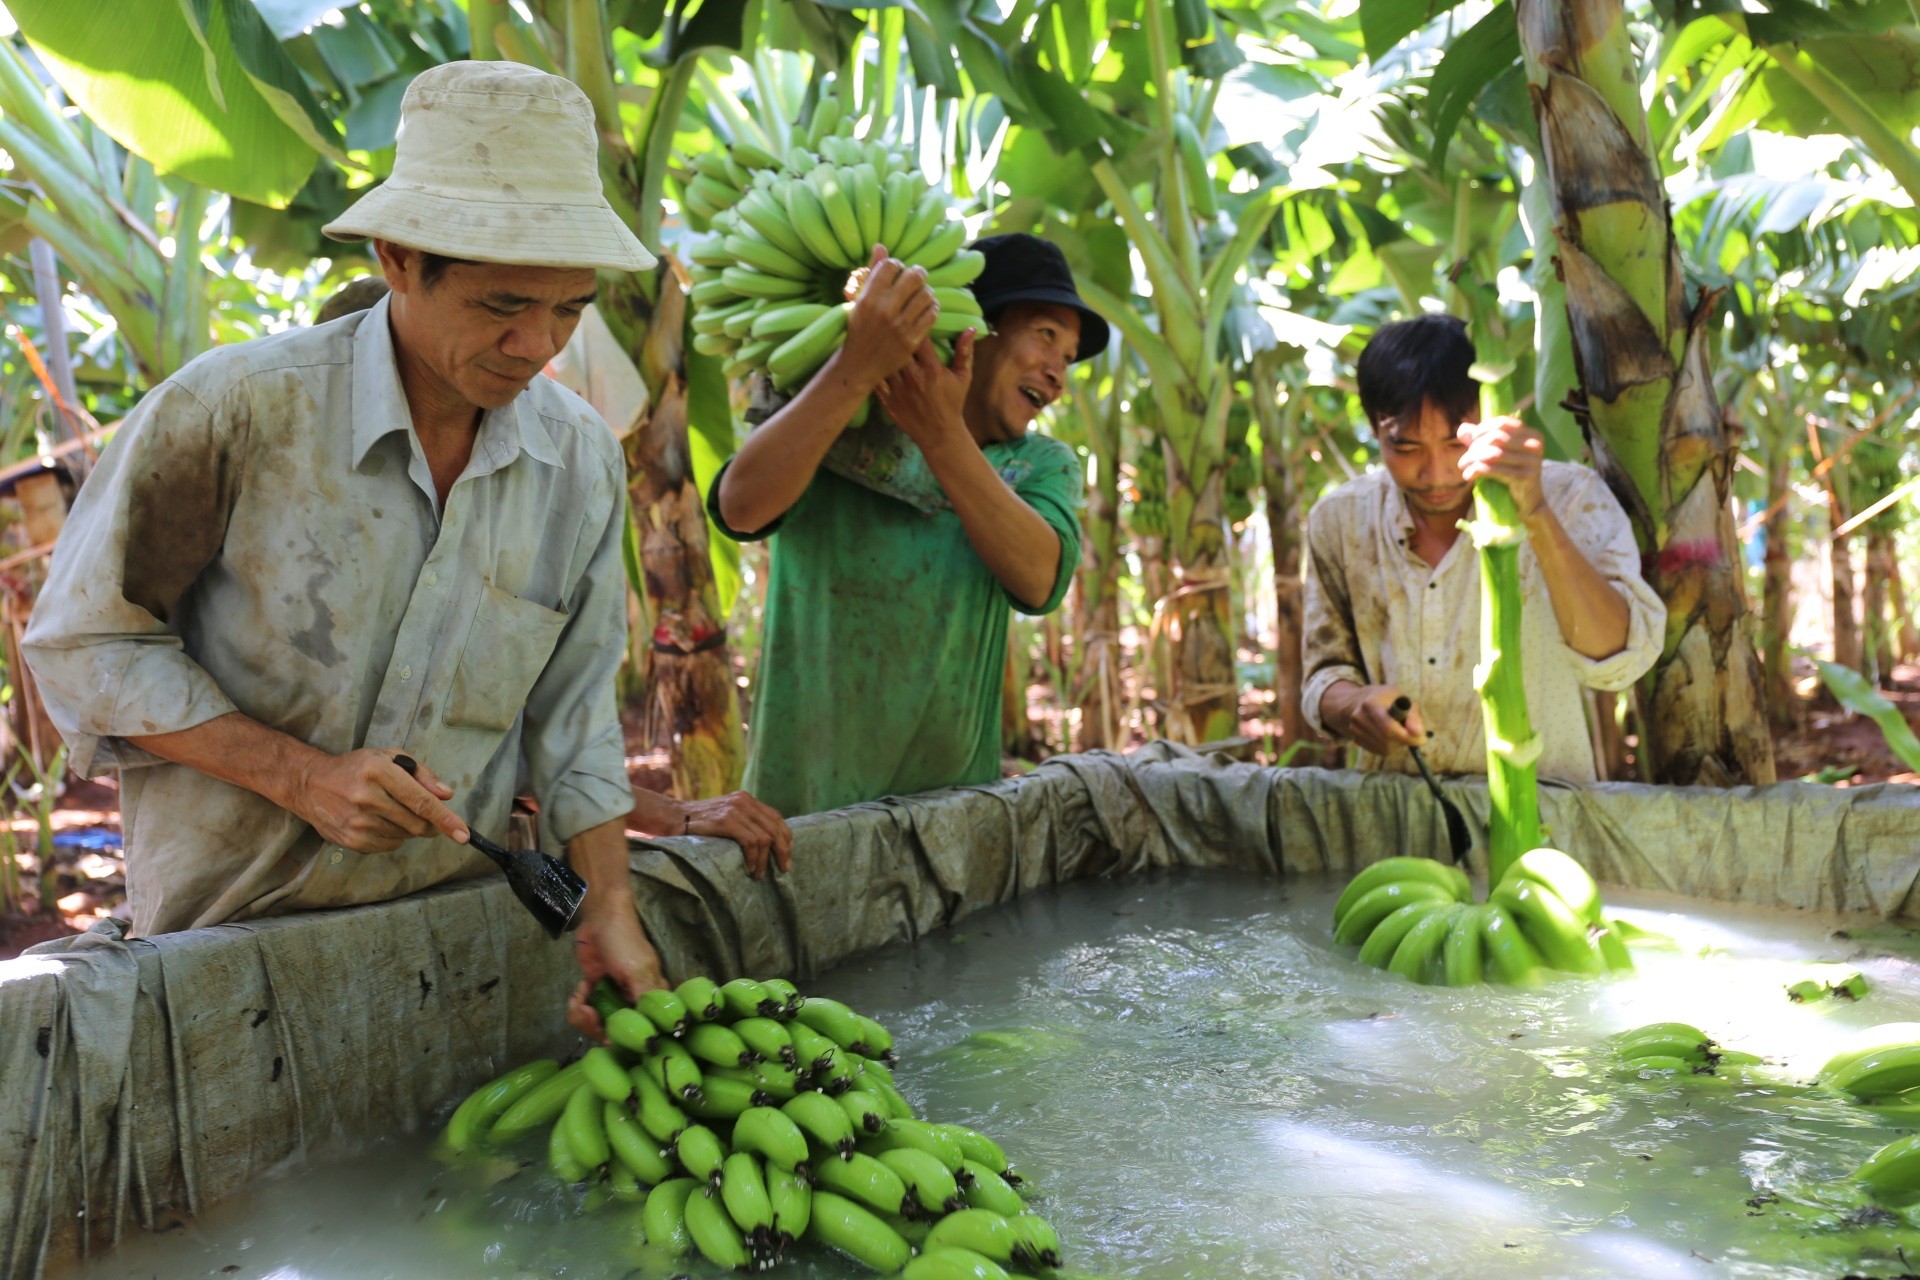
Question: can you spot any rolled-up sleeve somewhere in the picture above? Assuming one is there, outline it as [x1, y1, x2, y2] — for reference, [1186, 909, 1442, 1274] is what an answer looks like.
[1300, 496, 1368, 736]
[520, 449, 636, 849]
[23, 382, 242, 775]
[1555, 469, 1665, 692]
[1010, 438, 1082, 618]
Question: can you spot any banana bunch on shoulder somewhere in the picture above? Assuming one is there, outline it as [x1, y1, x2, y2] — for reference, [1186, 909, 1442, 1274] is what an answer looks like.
[437, 973, 1064, 1275]
[679, 95, 984, 411]
[1332, 848, 1635, 988]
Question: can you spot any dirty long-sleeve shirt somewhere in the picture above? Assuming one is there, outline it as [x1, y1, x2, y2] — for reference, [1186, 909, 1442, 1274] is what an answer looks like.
[23, 297, 634, 936]
[1300, 462, 1664, 783]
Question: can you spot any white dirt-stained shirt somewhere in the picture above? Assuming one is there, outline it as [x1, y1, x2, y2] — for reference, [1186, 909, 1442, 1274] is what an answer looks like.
[23, 296, 635, 936]
[1300, 462, 1665, 783]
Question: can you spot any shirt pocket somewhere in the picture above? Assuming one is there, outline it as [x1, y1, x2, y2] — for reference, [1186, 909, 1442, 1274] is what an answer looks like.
[443, 583, 569, 732]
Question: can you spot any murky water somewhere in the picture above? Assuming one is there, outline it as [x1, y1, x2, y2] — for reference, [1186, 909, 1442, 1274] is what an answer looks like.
[63, 870, 1920, 1279]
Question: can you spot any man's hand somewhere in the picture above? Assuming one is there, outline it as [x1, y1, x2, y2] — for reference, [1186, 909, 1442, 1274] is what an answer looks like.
[566, 898, 666, 1041]
[876, 331, 976, 452]
[837, 246, 939, 391]
[290, 748, 468, 851]
[683, 792, 793, 878]
[1458, 416, 1547, 519]
[1326, 683, 1428, 756]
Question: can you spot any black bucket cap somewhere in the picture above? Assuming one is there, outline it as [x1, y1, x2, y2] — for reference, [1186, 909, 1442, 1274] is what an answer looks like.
[967, 233, 1111, 363]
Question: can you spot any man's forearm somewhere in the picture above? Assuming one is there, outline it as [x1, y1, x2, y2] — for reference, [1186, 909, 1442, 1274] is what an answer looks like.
[717, 349, 877, 533]
[920, 433, 1060, 608]
[1523, 507, 1632, 659]
[567, 816, 633, 916]
[628, 786, 684, 836]
[129, 711, 324, 812]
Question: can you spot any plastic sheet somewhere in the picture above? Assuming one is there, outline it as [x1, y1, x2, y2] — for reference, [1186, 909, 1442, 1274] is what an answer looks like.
[6, 745, 1920, 1278]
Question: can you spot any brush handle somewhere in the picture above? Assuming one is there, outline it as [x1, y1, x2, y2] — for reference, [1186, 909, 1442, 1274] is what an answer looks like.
[390, 753, 506, 869]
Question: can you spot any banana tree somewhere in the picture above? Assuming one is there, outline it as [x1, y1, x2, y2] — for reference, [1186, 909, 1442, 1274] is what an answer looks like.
[1062, 346, 1131, 752]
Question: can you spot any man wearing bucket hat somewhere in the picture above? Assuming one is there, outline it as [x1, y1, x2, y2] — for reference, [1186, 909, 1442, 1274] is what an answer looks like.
[709, 232, 1110, 816]
[24, 62, 788, 1020]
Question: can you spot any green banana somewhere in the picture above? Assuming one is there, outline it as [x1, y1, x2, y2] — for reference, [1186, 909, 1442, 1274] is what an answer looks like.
[838, 1089, 889, 1135]
[962, 1161, 1027, 1215]
[676, 975, 726, 1023]
[1859, 1133, 1920, 1202]
[733, 1105, 812, 1171]
[865, 1118, 965, 1172]
[685, 1186, 754, 1269]
[692, 151, 734, 183]
[879, 171, 917, 251]
[782, 180, 847, 269]
[647, 1040, 706, 1103]
[1615, 1054, 1699, 1076]
[581, 1046, 633, 1104]
[691, 331, 736, 358]
[866, 1073, 918, 1119]
[848, 164, 883, 251]
[1503, 847, 1602, 926]
[807, 97, 843, 147]
[750, 301, 832, 341]
[1357, 900, 1449, 970]
[731, 139, 781, 170]
[1594, 924, 1635, 972]
[643, 1177, 698, 1255]
[720, 1151, 775, 1241]
[1478, 902, 1545, 988]
[1332, 857, 1471, 926]
[606, 1160, 645, 1202]
[686, 1073, 768, 1121]
[749, 1060, 806, 1101]
[1615, 1023, 1716, 1064]
[547, 1107, 589, 1182]
[1832, 1045, 1920, 1101]
[720, 152, 753, 191]
[685, 1021, 756, 1069]
[605, 1100, 676, 1183]
[722, 306, 760, 340]
[690, 238, 735, 270]
[1332, 881, 1458, 946]
[905, 219, 968, 268]
[632, 1066, 690, 1144]
[734, 1017, 796, 1067]
[637, 990, 691, 1036]
[560, 1081, 610, 1169]
[893, 191, 950, 260]
[1388, 903, 1463, 984]
[785, 1090, 858, 1157]
[767, 304, 851, 388]
[769, 1163, 812, 1244]
[906, 1248, 1012, 1280]
[1007, 1212, 1062, 1270]
[1492, 879, 1605, 975]
[925, 250, 987, 288]
[932, 308, 983, 339]
[605, 1006, 663, 1057]
[761, 977, 804, 1017]
[1821, 1025, 1920, 1082]
[491, 1060, 586, 1137]
[441, 1058, 558, 1153]
[672, 1122, 727, 1185]
[854, 1015, 896, 1060]
[735, 190, 815, 263]
[720, 266, 816, 300]
[808, 1190, 914, 1271]
[812, 1151, 911, 1215]
[686, 174, 741, 213]
[721, 976, 783, 1020]
[930, 286, 984, 317]
[877, 1146, 965, 1215]
[1440, 906, 1486, 987]
[809, 166, 868, 263]
[725, 338, 780, 380]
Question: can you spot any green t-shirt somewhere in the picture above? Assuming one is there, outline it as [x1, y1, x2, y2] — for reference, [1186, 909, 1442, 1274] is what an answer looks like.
[708, 432, 1083, 817]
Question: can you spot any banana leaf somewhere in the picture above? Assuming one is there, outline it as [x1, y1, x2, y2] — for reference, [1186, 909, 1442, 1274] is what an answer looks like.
[1812, 658, 1920, 774]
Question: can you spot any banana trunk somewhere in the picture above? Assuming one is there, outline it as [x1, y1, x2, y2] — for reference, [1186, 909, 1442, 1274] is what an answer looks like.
[1760, 440, 1795, 725]
[1471, 481, 1541, 886]
[1254, 364, 1307, 749]
[1518, 0, 1775, 785]
[1160, 437, 1239, 745]
[1866, 528, 1897, 684]
[1073, 373, 1127, 752]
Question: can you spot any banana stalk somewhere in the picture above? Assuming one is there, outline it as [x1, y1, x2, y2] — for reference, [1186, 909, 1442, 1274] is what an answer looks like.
[1069, 351, 1128, 751]
[1468, 479, 1541, 886]
[1252, 356, 1307, 749]
[1518, 0, 1774, 784]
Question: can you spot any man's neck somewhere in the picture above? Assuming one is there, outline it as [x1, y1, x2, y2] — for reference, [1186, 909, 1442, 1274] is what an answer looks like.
[388, 327, 482, 505]
[1404, 497, 1471, 568]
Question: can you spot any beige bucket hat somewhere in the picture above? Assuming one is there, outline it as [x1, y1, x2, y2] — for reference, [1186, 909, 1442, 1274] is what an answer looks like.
[323, 61, 655, 272]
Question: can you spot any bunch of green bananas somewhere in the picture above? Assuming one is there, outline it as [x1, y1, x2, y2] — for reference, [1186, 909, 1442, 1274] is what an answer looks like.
[1787, 965, 1871, 1004]
[438, 974, 1064, 1276]
[1331, 848, 1635, 987]
[681, 96, 985, 407]
[1607, 1021, 1762, 1079]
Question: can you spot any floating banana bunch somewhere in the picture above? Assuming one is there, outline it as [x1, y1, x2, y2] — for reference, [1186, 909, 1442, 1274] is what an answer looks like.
[679, 85, 985, 412]
[1332, 849, 1635, 988]
[437, 973, 1062, 1274]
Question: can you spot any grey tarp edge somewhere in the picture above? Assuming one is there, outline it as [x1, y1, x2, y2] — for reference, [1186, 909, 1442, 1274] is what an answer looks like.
[6, 747, 1920, 1277]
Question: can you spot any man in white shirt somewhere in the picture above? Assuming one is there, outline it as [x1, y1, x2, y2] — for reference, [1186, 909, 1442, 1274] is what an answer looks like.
[23, 62, 735, 1019]
[1301, 314, 1665, 781]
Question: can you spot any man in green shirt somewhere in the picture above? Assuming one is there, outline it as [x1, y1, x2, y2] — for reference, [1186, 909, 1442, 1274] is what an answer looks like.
[710, 234, 1109, 815]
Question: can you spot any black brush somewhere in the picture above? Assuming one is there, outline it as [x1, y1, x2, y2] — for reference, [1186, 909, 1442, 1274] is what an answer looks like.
[393, 755, 585, 938]
[1389, 697, 1473, 867]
